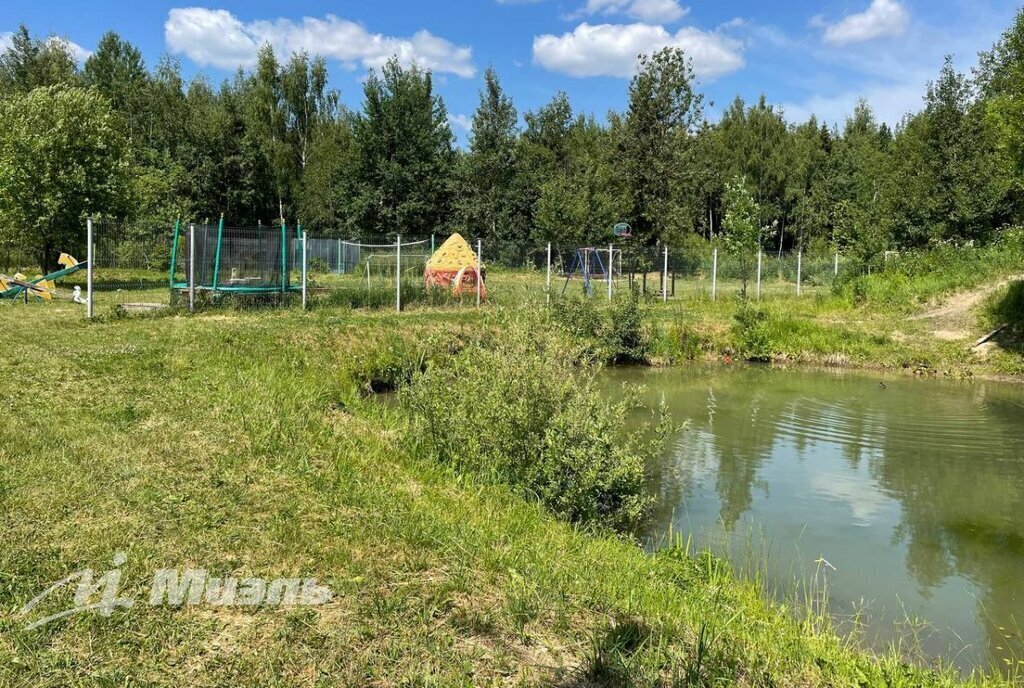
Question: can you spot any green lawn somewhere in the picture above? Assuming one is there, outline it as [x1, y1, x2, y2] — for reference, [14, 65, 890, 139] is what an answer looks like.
[1, 288, 1021, 685]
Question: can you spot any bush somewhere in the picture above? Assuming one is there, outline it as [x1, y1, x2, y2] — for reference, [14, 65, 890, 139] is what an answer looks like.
[602, 285, 652, 363]
[732, 302, 773, 361]
[550, 293, 603, 343]
[549, 285, 653, 364]
[403, 314, 657, 530]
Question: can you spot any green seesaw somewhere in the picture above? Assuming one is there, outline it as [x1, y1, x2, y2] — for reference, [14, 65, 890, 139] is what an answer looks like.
[1, 254, 88, 304]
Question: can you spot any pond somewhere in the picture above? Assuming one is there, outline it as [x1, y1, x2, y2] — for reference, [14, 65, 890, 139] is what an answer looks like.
[610, 365, 1024, 675]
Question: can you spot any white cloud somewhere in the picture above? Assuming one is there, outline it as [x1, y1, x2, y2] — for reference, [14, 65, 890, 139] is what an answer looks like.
[533, 22, 743, 80]
[580, 0, 689, 24]
[0, 32, 12, 53]
[782, 81, 923, 127]
[449, 113, 472, 132]
[815, 0, 909, 45]
[164, 7, 476, 78]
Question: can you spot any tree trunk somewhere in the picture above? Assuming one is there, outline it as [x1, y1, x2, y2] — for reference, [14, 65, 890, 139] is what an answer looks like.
[39, 239, 56, 274]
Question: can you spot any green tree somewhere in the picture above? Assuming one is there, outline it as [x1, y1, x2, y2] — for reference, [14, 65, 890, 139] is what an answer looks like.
[619, 47, 703, 245]
[713, 96, 791, 248]
[351, 58, 454, 238]
[459, 67, 524, 247]
[721, 176, 763, 297]
[535, 116, 623, 246]
[281, 51, 341, 216]
[518, 92, 575, 243]
[244, 46, 291, 222]
[887, 58, 1009, 245]
[83, 32, 149, 142]
[977, 7, 1024, 221]
[829, 101, 891, 264]
[298, 115, 358, 232]
[787, 117, 833, 248]
[0, 86, 130, 270]
[0, 25, 78, 94]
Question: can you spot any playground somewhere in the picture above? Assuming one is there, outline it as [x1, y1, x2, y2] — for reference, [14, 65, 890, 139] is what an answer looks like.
[0, 216, 843, 319]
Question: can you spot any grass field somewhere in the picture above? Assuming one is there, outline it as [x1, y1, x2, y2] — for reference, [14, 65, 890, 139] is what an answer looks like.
[1, 245, 1022, 685]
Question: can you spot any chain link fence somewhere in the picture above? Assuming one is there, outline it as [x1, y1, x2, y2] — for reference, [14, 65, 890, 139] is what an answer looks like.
[4, 219, 858, 316]
[477, 242, 845, 304]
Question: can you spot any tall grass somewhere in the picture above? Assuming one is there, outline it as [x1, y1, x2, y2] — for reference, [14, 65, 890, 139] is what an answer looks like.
[834, 229, 1024, 311]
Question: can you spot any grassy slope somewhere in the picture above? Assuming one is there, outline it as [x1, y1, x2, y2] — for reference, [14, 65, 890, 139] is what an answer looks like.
[0, 297, 1018, 687]
[646, 282, 1024, 379]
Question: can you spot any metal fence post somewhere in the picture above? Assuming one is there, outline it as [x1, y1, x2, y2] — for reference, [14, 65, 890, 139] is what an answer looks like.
[797, 250, 803, 297]
[476, 239, 482, 308]
[337, 238, 342, 275]
[396, 235, 402, 313]
[662, 246, 669, 303]
[753, 248, 761, 298]
[546, 242, 552, 305]
[188, 223, 196, 313]
[86, 218, 94, 319]
[712, 248, 718, 301]
[607, 244, 613, 300]
[301, 229, 308, 310]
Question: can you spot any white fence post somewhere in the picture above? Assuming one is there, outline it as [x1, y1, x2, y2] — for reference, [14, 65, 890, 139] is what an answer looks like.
[476, 239, 482, 308]
[834, 251, 839, 278]
[662, 246, 669, 303]
[797, 250, 803, 297]
[712, 248, 718, 301]
[188, 223, 196, 313]
[546, 242, 552, 305]
[607, 244, 613, 300]
[337, 238, 342, 275]
[86, 217, 94, 319]
[301, 229, 308, 311]
[396, 235, 402, 313]
[756, 250, 762, 301]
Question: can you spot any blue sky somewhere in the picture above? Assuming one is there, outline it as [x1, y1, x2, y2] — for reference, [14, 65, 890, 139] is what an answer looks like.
[2, 0, 1020, 141]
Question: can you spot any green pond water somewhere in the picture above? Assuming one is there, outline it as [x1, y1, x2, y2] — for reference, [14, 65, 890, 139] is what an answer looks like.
[610, 365, 1024, 675]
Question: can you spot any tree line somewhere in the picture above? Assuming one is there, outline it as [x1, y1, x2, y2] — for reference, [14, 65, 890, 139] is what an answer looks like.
[3, 10, 1024, 270]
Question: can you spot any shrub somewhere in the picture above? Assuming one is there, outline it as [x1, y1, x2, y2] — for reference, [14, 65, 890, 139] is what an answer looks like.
[601, 285, 652, 364]
[550, 293, 603, 342]
[732, 302, 773, 361]
[549, 285, 653, 364]
[403, 313, 657, 530]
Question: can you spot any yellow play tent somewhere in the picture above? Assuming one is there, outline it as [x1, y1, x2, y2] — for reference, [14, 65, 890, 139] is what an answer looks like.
[424, 233, 486, 299]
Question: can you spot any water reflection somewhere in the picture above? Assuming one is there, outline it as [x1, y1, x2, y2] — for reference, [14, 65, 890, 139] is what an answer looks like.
[613, 365, 1024, 674]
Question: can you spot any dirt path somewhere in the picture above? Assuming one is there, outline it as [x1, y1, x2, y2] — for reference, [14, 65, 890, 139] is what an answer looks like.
[909, 274, 1024, 341]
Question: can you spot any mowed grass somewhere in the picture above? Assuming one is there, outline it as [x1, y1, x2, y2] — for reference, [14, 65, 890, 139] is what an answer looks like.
[0, 295, 1020, 687]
